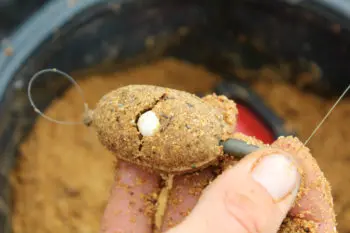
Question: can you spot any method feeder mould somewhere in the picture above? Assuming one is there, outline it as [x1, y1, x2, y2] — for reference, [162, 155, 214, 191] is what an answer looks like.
[28, 68, 350, 232]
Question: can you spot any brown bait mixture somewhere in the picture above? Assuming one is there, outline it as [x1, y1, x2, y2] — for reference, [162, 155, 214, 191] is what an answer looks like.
[88, 84, 237, 232]
[91, 85, 236, 174]
[11, 58, 350, 232]
[278, 217, 317, 233]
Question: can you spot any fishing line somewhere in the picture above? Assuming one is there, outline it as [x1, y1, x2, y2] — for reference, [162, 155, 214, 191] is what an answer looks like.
[222, 84, 350, 156]
[27, 68, 89, 125]
[304, 84, 350, 146]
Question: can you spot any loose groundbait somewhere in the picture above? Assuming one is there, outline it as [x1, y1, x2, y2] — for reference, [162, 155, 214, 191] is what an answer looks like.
[27, 68, 349, 232]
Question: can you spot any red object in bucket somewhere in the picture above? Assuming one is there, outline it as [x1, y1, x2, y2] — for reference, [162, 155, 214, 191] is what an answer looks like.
[235, 103, 275, 144]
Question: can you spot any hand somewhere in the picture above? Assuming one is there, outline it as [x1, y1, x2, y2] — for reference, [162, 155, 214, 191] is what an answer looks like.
[100, 136, 336, 233]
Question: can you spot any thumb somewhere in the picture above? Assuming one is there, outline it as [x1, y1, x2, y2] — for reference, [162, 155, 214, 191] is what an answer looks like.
[166, 148, 301, 233]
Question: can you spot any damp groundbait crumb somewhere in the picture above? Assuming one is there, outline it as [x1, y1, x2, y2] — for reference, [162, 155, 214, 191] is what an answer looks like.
[278, 217, 317, 233]
[4, 46, 13, 56]
[142, 191, 158, 219]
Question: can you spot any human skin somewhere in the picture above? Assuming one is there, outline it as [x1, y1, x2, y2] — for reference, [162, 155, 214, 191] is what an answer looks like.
[100, 136, 337, 233]
[94, 85, 336, 233]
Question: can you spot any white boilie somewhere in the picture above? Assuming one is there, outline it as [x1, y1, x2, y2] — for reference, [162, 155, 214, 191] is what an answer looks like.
[137, 110, 160, 136]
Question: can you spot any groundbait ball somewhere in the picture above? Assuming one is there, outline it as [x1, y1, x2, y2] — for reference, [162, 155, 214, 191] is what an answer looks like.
[86, 85, 241, 232]
[88, 84, 238, 174]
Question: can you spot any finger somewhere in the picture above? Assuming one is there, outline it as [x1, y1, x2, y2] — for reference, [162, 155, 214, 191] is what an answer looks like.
[272, 136, 337, 233]
[161, 168, 215, 231]
[166, 148, 301, 233]
[100, 161, 160, 233]
[161, 134, 246, 231]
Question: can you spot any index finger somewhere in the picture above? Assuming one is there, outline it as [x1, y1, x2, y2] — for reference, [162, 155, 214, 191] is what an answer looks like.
[100, 161, 160, 233]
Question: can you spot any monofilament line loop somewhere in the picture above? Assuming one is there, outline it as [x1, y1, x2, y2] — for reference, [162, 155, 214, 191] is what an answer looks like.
[28, 68, 88, 125]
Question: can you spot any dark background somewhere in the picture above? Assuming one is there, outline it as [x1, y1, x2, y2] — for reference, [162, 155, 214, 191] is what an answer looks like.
[0, 0, 48, 40]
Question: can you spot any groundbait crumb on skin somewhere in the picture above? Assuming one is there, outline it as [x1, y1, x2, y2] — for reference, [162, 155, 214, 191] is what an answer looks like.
[279, 217, 317, 233]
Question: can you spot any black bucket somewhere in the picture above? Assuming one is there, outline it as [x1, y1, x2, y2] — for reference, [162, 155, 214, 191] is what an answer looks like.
[0, 0, 349, 232]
